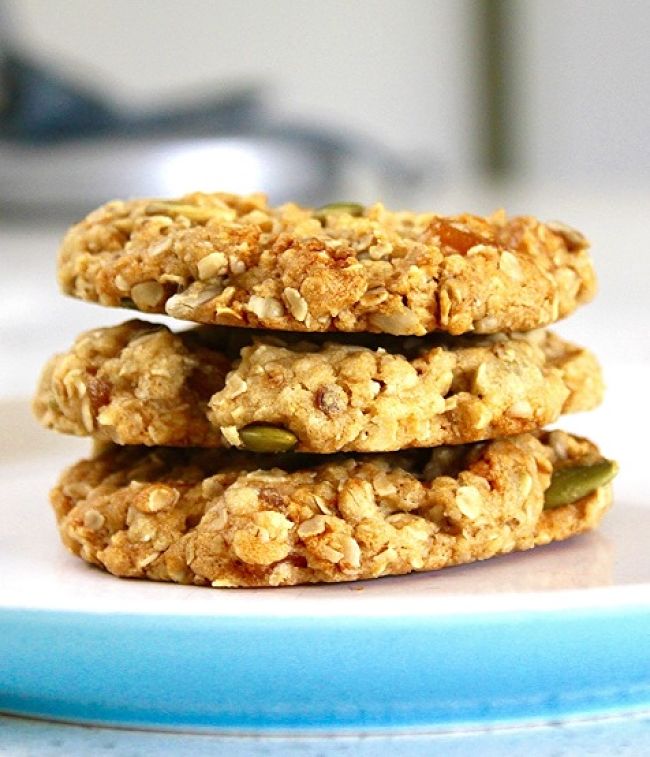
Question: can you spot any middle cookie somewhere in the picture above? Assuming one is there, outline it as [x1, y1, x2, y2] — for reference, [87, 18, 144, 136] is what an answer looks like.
[34, 320, 602, 453]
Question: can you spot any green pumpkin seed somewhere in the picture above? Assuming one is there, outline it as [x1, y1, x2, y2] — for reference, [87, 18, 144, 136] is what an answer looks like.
[239, 425, 298, 453]
[544, 459, 618, 509]
[120, 297, 138, 310]
[314, 202, 364, 222]
[145, 202, 222, 222]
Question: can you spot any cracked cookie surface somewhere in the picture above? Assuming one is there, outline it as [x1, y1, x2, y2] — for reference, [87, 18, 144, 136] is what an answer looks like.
[58, 193, 596, 336]
[50, 431, 614, 587]
[33, 320, 603, 452]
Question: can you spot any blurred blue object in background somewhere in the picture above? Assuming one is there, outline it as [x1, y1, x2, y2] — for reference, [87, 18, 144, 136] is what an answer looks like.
[0, 46, 263, 143]
[0, 48, 118, 141]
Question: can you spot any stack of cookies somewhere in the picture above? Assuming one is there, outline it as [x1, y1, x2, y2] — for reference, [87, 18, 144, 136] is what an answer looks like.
[34, 194, 618, 587]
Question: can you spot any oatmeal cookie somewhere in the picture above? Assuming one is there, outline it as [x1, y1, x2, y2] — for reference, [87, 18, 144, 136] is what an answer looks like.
[33, 321, 602, 452]
[50, 431, 616, 587]
[58, 193, 596, 336]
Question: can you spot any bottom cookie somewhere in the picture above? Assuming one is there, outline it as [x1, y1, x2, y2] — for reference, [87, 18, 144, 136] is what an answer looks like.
[51, 431, 617, 587]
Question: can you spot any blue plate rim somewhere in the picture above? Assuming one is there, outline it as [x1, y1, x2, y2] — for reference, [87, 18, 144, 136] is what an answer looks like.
[2, 603, 650, 732]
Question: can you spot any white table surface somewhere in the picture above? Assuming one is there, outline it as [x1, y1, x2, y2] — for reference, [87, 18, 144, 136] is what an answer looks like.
[1, 712, 650, 756]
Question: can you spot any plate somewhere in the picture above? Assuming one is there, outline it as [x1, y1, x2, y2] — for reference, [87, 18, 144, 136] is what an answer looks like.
[1, 381, 649, 733]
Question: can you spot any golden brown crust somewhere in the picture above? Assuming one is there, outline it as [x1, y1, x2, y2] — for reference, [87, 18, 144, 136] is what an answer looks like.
[33, 321, 603, 452]
[58, 193, 596, 336]
[50, 430, 613, 587]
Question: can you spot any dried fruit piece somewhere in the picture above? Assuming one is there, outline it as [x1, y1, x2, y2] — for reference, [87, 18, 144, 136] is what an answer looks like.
[315, 384, 347, 416]
[239, 425, 298, 453]
[544, 459, 618, 508]
[429, 218, 490, 254]
[86, 376, 111, 414]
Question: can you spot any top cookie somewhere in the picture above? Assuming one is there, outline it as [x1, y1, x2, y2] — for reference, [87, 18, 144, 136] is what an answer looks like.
[58, 193, 596, 336]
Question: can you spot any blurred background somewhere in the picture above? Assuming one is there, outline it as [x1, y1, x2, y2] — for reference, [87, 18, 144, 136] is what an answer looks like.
[1, 0, 649, 395]
[3, 8, 650, 746]
[2, 0, 649, 210]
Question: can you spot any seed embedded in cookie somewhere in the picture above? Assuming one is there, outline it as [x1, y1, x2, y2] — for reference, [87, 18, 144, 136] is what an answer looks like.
[544, 460, 619, 508]
[238, 425, 298, 454]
